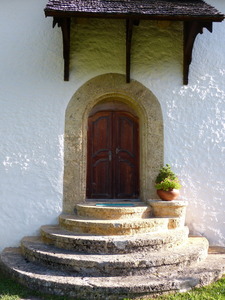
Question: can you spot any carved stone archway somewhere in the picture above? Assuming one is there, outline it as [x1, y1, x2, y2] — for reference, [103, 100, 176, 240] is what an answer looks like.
[63, 73, 164, 213]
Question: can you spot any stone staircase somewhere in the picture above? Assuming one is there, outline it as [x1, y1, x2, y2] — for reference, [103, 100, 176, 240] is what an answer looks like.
[1, 201, 225, 300]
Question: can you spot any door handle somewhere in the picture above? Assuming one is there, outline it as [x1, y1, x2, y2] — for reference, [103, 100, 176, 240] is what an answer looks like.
[108, 150, 112, 161]
[116, 147, 120, 154]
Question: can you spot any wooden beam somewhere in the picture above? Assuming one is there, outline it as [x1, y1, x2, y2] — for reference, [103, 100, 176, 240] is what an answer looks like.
[183, 21, 213, 85]
[53, 17, 71, 81]
[126, 19, 133, 83]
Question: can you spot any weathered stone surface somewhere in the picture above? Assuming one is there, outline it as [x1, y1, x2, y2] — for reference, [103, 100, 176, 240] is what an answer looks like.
[168, 217, 184, 229]
[76, 203, 152, 220]
[1, 206, 224, 299]
[21, 236, 208, 275]
[59, 214, 183, 235]
[148, 200, 188, 218]
[1, 246, 225, 300]
[41, 225, 189, 253]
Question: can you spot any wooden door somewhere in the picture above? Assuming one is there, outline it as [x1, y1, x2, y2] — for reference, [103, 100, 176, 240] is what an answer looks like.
[86, 111, 139, 199]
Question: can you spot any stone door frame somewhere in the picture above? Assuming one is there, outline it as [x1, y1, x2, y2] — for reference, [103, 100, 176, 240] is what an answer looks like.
[63, 73, 163, 213]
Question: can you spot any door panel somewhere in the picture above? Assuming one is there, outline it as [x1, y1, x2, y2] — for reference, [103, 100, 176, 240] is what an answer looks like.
[87, 111, 139, 199]
[114, 112, 139, 198]
[86, 112, 112, 198]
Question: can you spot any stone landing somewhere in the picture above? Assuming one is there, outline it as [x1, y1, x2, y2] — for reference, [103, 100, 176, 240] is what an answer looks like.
[0, 201, 225, 299]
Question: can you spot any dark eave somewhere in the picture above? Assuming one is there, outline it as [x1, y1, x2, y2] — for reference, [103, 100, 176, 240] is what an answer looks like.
[45, 0, 224, 21]
[44, 0, 224, 83]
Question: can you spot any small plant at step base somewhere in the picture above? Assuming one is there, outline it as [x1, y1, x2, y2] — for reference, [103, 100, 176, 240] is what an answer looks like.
[155, 164, 182, 191]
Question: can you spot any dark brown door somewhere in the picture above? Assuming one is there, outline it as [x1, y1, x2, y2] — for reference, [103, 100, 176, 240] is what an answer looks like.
[86, 111, 139, 199]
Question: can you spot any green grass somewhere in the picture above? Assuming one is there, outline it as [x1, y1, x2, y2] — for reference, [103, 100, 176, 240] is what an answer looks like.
[0, 272, 224, 300]
[155, 276, 225, 300]
[0, 272, 67, 300]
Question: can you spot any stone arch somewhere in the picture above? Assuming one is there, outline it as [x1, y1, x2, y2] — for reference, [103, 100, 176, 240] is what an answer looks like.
[64, 73, 163, 213]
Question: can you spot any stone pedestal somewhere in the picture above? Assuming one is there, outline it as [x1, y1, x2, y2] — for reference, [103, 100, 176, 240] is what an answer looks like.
[147, 200, 188, 225]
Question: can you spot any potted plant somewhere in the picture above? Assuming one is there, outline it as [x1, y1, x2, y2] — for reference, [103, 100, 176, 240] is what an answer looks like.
[155, 164, 182, 201]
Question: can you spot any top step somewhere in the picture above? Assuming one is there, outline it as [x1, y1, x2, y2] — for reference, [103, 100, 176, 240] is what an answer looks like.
[75, 202, 151, 220]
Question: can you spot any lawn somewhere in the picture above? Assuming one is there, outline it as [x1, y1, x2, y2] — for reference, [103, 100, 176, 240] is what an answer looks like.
[0, 272, 224, 300]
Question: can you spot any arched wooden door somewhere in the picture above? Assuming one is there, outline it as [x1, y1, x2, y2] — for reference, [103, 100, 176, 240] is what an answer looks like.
[86, 111, 139, 199]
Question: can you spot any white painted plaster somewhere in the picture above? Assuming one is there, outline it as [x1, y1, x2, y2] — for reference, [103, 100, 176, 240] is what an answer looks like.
[0, 0, 224, 250]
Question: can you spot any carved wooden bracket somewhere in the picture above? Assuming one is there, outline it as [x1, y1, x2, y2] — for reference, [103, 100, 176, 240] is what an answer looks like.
[53, 17, 71, 81]
[183, 21, 213, 85]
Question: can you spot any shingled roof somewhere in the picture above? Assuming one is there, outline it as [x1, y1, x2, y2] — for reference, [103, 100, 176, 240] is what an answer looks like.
[45, 0, 224, 21]
[44, 0, 224, 84]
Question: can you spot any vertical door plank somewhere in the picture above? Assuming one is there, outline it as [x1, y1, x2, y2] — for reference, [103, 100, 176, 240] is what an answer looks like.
[114, 112, 139, 198]
[87, 112, 113, 198]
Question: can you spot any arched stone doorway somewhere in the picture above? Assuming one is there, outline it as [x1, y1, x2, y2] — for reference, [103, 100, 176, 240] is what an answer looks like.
[63, 73, 163, 213]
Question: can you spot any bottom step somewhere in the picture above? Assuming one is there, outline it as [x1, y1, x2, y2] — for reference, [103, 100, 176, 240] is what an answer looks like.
[1, 246, 225, 300]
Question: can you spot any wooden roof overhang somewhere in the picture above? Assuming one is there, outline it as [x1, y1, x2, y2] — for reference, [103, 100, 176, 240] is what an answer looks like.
[44, 0, 224, 84]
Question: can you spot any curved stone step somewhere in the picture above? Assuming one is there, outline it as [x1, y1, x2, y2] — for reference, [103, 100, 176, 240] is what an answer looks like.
[75, 202, 151, 220]
[41, 225, 189, 253]
[1, 246, 225, 300]
[21, 236, 209, 275]
[59, 214, 183, 235]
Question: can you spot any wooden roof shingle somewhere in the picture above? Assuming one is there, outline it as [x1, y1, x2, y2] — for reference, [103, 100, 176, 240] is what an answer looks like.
[45, 0, 224, 21]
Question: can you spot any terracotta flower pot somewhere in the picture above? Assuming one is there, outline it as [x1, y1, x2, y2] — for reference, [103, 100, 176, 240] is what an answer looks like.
[157, 189, 180, 201]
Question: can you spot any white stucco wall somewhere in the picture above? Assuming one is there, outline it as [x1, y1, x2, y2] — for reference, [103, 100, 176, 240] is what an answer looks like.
[0, 0, 224, 250]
